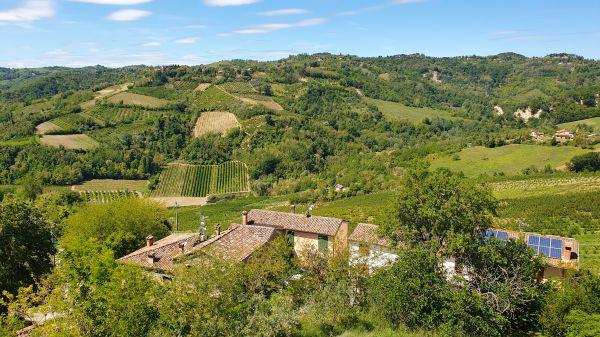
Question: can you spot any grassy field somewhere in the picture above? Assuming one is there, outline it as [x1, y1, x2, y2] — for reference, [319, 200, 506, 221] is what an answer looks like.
[80, 83, 131, 109]
[152, 161, 250, 198]
[429, 144, 591, 176]
[0, 136, 36, 146]
[491, 174, 600, 199]
[218, 81, 256, 94]
[364, 97, 459, 123]
[193, 85, 245, 111]
[106, 92, 169, 108]
[71, 179, 148, 192]
[39, 134, 99, 150]
[558, 117, 600, 131]
[193, 111, 241, 137]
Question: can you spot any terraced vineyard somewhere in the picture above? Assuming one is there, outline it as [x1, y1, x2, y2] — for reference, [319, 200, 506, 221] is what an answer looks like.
[87, 106, 154, 124]
[151, 161, 249, 197]
[78, 190, 141, 203]
[218, 81, 257, 94]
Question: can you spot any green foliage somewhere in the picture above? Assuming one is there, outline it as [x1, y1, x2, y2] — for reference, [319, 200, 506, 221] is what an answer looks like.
[381, 169, 497, 253]
[0, 200, 55, 294]
[61, 198, 169, 258]
[570, 152, 600, 172]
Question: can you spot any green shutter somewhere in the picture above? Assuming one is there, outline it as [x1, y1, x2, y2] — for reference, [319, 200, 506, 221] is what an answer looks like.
[287, 231, 295, 245]
[318, 235, 329, 252]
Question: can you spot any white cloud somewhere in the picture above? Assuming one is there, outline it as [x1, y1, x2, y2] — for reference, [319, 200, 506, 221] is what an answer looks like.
[259, 8, 308, 16]
[70, 0, 151, 4]
[204, 0, 259, 7]
[224, 18, 326, 35]
[175, 36, 201, 44]
[141, 41, 161, 47]
[337, 0, 428, 16]
[0, 0, 55, 24]
[46, 49, 68, 55]
[106, 9, 151, 21]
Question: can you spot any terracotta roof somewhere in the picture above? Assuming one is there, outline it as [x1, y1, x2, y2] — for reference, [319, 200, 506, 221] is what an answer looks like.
[247, 209, 343, 236]
[185, 224, 281, 262]
[118, 233, 200, 272]
[349, 223, 393, 247]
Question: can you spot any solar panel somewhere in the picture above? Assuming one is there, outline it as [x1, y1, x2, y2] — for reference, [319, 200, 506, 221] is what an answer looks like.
[496, 231, 509, 241]
[551, 239, 563, 249]
[550, 248, 562, 259]
[528, 235, 539, 246]
[526, 235, 563, 259]
[539, 246, 550, 257]
[483, 229, 509, 241]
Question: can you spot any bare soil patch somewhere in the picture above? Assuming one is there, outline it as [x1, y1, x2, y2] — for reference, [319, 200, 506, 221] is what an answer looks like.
[106, 92, 169, 108]
[194, 83, 212, 92]
[81, 83, 131, 109]
[379, 73, 391, 81]
[151, 197, 208, 207]
[193, 111, 241, 137]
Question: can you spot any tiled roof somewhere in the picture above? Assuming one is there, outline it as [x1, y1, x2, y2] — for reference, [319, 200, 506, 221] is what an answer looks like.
[188, 224, 280, 261]
[247, 209, 343, 236]
[349, 223, 393, 247]
[118, 233, 200, 272]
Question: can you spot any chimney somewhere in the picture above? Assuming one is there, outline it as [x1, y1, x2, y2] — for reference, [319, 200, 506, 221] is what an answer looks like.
[215, 224, 221, 236]
[145, 235, 154, 247]
[242, 211, 248, 225]
[291, 204, 296, 214]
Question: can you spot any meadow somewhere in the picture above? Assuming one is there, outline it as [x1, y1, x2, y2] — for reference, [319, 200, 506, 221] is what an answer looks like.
[429, 144, 590, 176]
[364, 97, 459, 123]
[106, 92, 169, 108]
[193, 111, 240, 137]
[558, 116, 600, 131]
[39, 134, 99, 150]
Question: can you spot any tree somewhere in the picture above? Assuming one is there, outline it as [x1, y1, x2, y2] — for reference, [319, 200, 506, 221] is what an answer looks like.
[461, 238, 547, 333]
[380, 168, 497, 254]
[569, 152, 600, 172]
[61, 198, 170, 258]
[368, 247, 450, 330]
[0, 200, 55, 294]
[17, 175, 43, 201]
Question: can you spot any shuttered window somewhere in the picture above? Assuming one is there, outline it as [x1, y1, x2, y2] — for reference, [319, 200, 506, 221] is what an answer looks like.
[287, 231, 295, 245]
[318, 235, 329, 252]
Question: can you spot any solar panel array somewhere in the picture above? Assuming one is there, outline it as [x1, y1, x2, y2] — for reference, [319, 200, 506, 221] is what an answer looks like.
[527, 235, 563, 259]
[483, 229, 509, 241]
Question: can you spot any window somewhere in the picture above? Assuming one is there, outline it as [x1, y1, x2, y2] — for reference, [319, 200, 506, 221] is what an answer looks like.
[358, 243, 370, 257]
[287, 231, 295, 245]
[318, 235, 329, 252]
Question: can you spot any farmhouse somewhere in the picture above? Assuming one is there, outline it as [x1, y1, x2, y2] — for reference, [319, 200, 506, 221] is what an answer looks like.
[244, 209, 349, 257]
[349, 224, 579, 279]
[119, 224, 281, 274]
[555, 129, 574, 140]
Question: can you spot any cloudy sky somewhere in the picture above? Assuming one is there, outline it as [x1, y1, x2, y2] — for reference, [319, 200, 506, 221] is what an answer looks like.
[1, 0, 600, 68]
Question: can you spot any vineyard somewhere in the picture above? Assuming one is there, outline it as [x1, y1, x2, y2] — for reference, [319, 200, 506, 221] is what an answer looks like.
[87, 106, 155, 124]
[78, 190, 141, 203]
[218, 81, 257, 94]
[491, 175, 600, 199]
[193, 86, 245, 111]
[151, 161, 249, 197]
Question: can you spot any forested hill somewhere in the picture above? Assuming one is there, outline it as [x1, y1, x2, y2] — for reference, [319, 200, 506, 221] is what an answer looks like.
[1, 53, 600, 202]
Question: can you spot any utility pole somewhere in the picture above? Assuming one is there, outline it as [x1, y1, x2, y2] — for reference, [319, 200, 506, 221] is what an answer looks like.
[174, 201, 180, 232]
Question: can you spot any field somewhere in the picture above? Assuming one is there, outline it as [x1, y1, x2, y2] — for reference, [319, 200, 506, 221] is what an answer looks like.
[78, 190, 141, 204]
[193, 111, 241, 137]
[491, 174, 600, 199]
[71, 179, 148, 192]
[35, 121, 62, 134]
[87, 106, 155, 124]
[364, 97, 459, 123]
[80, 83, 131, 109]
[558, 117, 600, 131]
[194, 83, 212, 92]
[151, 161, 250, 198]
[429, 144, 591, 176]
[218, 82, 256, 94]
[106, 92, 169, 108]
[235, 94, 284, 111]
[128, 81, 198, 100]
[39, 134, 99, 150]
[194, 85, 245, 111]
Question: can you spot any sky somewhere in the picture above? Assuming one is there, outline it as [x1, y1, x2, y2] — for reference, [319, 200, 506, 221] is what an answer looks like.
[1, 0, 600, 68]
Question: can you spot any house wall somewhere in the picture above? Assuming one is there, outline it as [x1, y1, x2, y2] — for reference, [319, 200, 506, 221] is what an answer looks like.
[294, 231, 319, 255]
[543, 266, 566, 279]
[349, 241, 398, 272]
[334, 221, 349, 254]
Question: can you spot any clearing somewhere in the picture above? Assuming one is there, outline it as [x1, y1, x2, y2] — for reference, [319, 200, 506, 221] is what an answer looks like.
[193, 111, 241, 137]
[80, 83, 131, 109]
[39, 134, 99, 150]
[106, 92, 169, 108]
[35, 121, 62, 135]
[151, 197, 208, 208]
[365, 97, 459, 123]
[194, 83, 212, 92]
[429, 144, 591, 176]
[71, 179, 148, 192]
[235, 94, 284, 111]
[558, 117, 600, 131]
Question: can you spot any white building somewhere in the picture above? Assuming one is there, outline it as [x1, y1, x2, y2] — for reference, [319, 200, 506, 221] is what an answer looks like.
[348, 223, 398, 273]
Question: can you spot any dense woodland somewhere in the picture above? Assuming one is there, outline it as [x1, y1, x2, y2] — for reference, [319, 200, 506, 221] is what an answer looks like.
[2, 53, 600, 336]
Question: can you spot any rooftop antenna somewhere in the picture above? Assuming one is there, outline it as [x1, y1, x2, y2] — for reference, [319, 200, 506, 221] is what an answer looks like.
[306, 204, 315, 217]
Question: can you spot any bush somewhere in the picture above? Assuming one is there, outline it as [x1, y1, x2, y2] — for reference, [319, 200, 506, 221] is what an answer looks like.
[569, 152, 600, 172]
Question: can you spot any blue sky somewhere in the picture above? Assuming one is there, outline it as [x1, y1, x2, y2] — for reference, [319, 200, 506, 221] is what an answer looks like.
[1, 0, 600, 67]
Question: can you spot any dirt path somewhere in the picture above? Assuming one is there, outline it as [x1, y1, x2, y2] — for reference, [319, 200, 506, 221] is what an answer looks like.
[151, 197, 208, 207]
